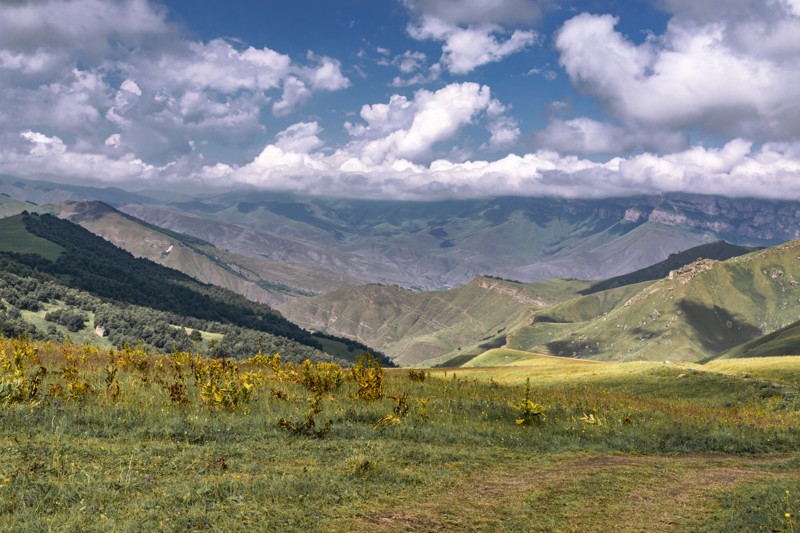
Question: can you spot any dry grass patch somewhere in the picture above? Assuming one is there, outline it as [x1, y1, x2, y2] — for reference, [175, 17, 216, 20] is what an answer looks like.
[354, 455, 799, 533]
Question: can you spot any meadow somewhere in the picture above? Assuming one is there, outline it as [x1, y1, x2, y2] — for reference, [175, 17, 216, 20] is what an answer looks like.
[1, 337, 800, 532]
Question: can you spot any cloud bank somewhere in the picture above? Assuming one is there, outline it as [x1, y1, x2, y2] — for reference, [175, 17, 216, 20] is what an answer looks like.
[0, 0, 798, 201]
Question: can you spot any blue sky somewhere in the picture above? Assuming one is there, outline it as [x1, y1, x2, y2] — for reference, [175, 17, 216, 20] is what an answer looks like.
[1, 0, 799, 199]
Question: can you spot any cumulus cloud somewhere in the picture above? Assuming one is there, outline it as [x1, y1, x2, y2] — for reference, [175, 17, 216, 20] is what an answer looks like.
[221, 137, 800, 200]
[342, 82, 500, 164]
[403, 0, 540, 74]
[0, 0, 171, 78]
[485, 99, 520, 149]
[402, 0, 544, 26]
[274, 122, 325, 153]
[392, 50, 428, 74]
[2, 0, 799, 203]
[0, 130, 157, 183]
[555, 6, 800, 141]
[0, 0, 350, 174]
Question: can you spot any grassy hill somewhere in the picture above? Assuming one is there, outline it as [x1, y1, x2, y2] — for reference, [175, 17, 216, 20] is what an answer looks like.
[507, 242, 800, 362]
[0, 193, 51, 218]
[0, 215, 64, 261]
[5, 175, 799, 291]
[279, 277, 592, 366]
[716, 320, 800, 360]
[283, 239, 800, 366]
[578, 240, 757, 295]
[121, 195, 719, 289]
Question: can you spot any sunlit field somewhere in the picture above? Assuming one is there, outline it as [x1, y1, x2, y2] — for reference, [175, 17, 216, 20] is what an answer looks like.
[2, 337, 800, 532]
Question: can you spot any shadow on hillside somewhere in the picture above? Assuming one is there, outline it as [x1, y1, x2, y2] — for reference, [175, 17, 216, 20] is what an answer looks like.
[546, 337, 601, 357]
[678, 299, 762, 353]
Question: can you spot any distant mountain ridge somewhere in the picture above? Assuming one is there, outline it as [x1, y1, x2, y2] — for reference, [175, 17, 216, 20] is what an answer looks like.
[119, 192, 800, 290]
[3, 175, 799, 289]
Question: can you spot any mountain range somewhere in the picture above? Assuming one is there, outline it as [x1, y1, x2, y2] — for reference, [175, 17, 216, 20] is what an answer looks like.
[3, 174, 800, 367]
[4, 174, 800, 291]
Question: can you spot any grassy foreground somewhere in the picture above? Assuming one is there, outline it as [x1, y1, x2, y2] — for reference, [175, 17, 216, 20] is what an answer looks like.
[2, 338, 800, 532]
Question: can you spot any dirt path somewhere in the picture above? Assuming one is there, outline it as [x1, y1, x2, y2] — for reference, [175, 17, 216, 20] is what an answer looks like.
[353, 454, 798, 532]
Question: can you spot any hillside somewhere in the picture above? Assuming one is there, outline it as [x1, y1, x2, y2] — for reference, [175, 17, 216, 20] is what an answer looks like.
[282, 239, 800, 366]
[279, 276, 592, 366]
[52, 200, 360, 305]
[3, 335, 800, 532]
[119, 195, 714, 289]
[0, 212, 359, 362]
[0, 193, 51, 218]
[507, 241, 800, 362]
[716, 320, 800, 360]
[578, 240, 757, 295]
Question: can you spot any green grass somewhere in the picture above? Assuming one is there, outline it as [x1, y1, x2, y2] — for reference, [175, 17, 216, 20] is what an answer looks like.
[0, 196, 50, 219]
[317, 337, 360, 362]
[705, 356, 800, 388]
[19, 304, 114, 349]
[0, 215, 64, 261]
[1, 337, 800, 531]
[719, 320, 800, 360]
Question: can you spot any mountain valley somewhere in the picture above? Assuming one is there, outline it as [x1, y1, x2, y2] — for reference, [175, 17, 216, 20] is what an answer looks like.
[3, 175, 800, 369]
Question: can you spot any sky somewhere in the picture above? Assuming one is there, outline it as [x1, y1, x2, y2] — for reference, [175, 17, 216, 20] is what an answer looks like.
[1, 0, 800, 200]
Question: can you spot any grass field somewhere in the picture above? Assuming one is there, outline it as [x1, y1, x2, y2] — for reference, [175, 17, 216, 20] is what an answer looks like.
[0, 216, 64, 261]
[1, 338, 800, 532]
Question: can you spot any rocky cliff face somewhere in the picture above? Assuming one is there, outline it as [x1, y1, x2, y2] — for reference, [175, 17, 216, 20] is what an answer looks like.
[616, 195, 800, 243]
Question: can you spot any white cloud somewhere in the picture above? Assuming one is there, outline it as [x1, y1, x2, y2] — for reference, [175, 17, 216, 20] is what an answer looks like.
[402, 0, 541, 75]
[0, 0, 351, 178]
[0, 0, 171, 64]
[303, 54, 351, 91]
[120, 79, 142, 97]
[487, 115, 521, 149]
[393, 50, 427, 74]
[402, 0, 544, 26]
[344, 82, 495, 164]
[409, 15, 537, 74]
[555, 8, 800, 141]
[0, 130, 156, 183]
[217, 137, 800, 200]
[272, 77, 311, 117]
[485, 99, 520, 149]
[274, 122, 325, 153]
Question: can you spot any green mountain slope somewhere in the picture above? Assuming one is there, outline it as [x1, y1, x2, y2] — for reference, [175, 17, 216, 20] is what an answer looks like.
[5, 175, 799, 290]
[716, 320, 800, 359]
[279, 276, 591, 366]
[508, 242, 800, 362]
[283, 239, 800, 366]
[0, 193, 51, 218]
[122, 195, 718, 289]
[579, 241, 757, 295]
[0, 212, 351, 362]
[52, 200, 359, 305]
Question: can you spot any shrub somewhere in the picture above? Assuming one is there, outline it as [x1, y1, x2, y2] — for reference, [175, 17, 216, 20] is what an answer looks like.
[511, 378, 546, 425]
[351, 352, 383, 401]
